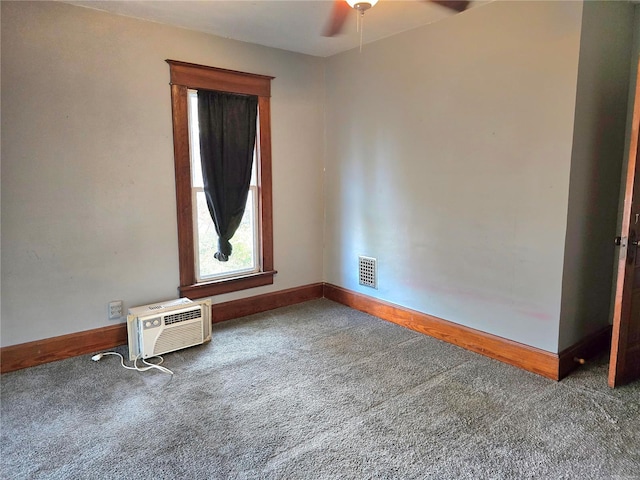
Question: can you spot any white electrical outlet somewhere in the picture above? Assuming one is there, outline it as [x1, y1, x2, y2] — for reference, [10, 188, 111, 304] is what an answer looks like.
[108, 301, 123, 320]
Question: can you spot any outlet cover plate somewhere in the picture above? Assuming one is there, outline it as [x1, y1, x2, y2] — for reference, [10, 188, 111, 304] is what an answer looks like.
[108, 300, 123, 320]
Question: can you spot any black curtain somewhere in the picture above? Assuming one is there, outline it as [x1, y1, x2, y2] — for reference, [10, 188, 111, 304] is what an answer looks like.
[197, 90, 258, 262]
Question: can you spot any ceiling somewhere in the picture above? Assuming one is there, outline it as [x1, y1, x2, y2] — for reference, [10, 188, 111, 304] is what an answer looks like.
[64, 0, 486, 57]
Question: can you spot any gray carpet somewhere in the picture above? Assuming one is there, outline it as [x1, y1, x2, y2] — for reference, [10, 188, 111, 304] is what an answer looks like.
[1, 299, 639, 479]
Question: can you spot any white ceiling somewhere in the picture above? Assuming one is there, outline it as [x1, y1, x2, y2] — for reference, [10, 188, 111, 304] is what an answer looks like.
[63, 0, 486, 57]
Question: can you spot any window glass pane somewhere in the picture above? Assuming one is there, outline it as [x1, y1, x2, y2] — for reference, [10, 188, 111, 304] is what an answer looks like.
[195, 191, 257, 280]
[188, 87, 260, 282]
[188, 90, 204, 188]
[250, 147, 257, 186]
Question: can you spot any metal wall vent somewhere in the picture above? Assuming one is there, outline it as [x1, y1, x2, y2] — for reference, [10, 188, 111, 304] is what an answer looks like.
[359, 256, 377, 289]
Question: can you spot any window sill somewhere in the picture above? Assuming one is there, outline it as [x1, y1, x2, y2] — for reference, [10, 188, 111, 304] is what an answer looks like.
[179, 270, 277, 299]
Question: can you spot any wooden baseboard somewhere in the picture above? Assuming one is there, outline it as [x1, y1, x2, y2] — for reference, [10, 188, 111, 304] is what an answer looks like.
[0, 283, 325, 374]
[0, 282, 611, 379]
[211, 283, 324, 323]
[0, 324, 128, 374]
[323, 283, 562, 380]
[558, 326, 612, 379]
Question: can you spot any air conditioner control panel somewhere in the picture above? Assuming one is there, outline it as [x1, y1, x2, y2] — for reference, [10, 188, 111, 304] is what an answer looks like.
[142, 317, 162, 329]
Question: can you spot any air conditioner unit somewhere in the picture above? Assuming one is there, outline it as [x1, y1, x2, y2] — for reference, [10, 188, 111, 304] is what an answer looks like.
[126, 298, 212, 361]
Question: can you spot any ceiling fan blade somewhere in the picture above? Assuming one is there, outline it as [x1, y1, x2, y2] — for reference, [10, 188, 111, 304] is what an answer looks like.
[428, 0, 470, 13]
[323, 0, 352, 37]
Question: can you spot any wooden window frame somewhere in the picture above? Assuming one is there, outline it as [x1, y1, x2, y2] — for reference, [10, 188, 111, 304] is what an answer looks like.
[167, 60, 276, 299]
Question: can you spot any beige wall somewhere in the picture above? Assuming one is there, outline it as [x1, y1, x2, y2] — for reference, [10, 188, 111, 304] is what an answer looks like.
[2, 1, 637, 353]
[0, 1, 325, 346]
[559, 1, 635, 351]
[324, 1, 584, 352]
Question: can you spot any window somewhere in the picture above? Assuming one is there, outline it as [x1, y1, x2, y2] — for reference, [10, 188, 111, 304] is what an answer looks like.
[167, 60, 276, 299]
[187, 90, 259, 281]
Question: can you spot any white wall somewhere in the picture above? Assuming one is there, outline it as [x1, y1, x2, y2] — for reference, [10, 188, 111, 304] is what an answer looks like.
[3, 1, 636, 354]
[558, 1, 635, 351]
[0, 1, 325, 346]
[324, 1, 584, 352]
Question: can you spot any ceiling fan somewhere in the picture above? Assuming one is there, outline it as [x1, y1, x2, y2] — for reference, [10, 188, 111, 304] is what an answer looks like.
[323, 0, 470, 37]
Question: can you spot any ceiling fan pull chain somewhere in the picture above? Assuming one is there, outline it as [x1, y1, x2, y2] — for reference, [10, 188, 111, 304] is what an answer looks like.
[359, 11, 364, 52]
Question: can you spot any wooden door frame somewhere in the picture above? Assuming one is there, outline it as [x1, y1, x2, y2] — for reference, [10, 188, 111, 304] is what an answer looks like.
[608, 57, 640, 388]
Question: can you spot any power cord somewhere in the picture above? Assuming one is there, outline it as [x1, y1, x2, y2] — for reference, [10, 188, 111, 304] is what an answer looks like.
[91, 351, 174, 375]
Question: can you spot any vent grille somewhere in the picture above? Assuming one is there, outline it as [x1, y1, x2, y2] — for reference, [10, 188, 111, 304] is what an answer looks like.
[153, 322, 203, 357]
[359, 256, 377, 289]
[164, 308, 201, 325]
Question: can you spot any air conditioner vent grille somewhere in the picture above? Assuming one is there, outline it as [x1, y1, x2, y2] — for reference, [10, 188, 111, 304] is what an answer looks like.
[165, 308, 201, 325]
[154, 322, 203, 357]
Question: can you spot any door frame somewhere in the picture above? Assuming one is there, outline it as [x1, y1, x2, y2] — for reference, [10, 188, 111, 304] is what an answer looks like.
[608, 57, 640, 388]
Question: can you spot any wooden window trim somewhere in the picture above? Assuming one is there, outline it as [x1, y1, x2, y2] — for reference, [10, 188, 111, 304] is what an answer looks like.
[167, 60, 276, 299]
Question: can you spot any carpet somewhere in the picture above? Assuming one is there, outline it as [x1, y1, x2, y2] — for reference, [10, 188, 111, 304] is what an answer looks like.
[1, 299, 638, 479]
